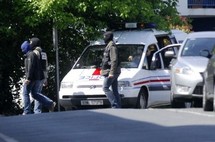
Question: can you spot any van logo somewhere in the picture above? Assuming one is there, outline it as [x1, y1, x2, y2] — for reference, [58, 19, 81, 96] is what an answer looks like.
[90, 85, 96, 89]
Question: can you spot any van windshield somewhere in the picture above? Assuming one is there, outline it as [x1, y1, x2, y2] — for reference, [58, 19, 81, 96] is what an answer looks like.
[181, 38, 215, 56]
[74, 44, 144, 69]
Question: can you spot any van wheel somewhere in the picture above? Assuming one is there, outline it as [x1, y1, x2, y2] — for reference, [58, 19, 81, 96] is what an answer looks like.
[136, 90, 148, 109]
[203, 84, 213, 111]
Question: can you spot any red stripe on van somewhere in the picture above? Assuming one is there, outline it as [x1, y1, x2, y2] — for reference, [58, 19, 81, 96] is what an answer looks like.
[133, 79, 170, 86]
[92, 68, 101, 75]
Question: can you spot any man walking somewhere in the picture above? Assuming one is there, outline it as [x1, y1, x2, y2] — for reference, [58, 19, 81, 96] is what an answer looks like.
[21, 38, 55, 115]
[101, 31, 121, 108]
[31, 40, 49, 114]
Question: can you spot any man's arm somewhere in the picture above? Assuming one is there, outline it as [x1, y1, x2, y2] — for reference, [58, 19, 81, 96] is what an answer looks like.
[25, 52, 35, 83]
[109, 44, 118, 77]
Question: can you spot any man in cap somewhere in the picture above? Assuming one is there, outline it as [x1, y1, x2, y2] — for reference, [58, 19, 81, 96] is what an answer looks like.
[30, 38, 49, 114]
[21, 38, 55, 115]
[101, 31, 121, 108]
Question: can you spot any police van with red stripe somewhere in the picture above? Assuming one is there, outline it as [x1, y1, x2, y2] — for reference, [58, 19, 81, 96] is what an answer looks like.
[59, 22, 186, 110]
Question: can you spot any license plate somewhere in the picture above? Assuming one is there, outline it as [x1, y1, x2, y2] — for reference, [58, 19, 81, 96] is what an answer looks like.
[81, 100, 103, 105]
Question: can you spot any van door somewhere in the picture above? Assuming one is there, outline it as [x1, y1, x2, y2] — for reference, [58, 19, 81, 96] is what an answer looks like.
[148, 44, 181, 106]
[140, 44, 169, 107]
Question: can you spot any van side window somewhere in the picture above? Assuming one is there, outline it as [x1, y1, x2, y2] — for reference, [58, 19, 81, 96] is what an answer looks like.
[156, 36, 172, 48]
[119, 45, 144, 68]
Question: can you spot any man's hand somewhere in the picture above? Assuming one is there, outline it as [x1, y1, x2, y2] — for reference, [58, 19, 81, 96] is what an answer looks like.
[43, 79, 48, 87]
[108, 74, 114, 78]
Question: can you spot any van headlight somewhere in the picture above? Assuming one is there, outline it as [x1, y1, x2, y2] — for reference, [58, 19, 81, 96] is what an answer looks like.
[118, 81, 131, 88]
[60, 82, 73, 88]
[175, 67, 193, 75]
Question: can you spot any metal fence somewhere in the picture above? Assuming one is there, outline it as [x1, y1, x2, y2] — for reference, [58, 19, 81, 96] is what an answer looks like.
[188, 0, 215, 8]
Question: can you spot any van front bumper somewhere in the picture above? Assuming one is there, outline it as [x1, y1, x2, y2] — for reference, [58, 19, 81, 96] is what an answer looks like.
[59, 95, 137, 110]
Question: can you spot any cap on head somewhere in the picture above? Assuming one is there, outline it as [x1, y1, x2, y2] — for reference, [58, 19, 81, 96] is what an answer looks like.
[21, 41, 31, 54]
[30, 37, 41, 50]
[103, 31, 113, 44]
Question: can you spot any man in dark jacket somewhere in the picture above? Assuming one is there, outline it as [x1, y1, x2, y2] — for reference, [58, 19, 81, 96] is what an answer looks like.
[101, 31, 121, 108]
[33, 46, 49, 113]
[21, 38, 55, 115]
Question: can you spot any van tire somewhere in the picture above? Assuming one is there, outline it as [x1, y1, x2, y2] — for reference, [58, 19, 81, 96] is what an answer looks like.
[136, 89, 148, 109]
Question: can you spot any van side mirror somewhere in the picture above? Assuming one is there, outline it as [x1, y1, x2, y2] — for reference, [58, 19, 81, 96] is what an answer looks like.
[165, 50, 174, 58]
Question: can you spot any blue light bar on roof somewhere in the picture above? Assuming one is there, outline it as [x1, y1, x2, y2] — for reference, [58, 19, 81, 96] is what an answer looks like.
[145, 23, 156, 28]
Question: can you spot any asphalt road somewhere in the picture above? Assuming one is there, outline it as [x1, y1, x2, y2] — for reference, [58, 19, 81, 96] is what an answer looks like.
[0, 108, 215, 142]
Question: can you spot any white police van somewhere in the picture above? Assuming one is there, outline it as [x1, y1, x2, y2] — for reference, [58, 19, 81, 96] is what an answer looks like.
[59, 22, 186, 110]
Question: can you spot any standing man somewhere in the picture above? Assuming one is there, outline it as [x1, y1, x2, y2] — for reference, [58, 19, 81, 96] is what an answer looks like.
[21, 38, 55, 115]
[31, 38, 49, 114]
[101, 31, 121, 108]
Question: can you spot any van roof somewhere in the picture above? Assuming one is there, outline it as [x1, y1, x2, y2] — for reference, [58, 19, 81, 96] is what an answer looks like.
[91, 29, 170, 46]
[171, 29, 187, 43]
[114, 30, 157, 45]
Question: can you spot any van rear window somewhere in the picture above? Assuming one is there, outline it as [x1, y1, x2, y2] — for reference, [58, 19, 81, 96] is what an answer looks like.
[74, 44, 145, 69]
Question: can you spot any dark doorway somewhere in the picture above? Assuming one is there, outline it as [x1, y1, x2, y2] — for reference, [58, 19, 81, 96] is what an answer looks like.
[191, 17, 215, 31]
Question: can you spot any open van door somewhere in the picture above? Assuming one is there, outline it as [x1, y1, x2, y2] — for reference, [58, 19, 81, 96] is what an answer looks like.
[150, 44, 181, 70]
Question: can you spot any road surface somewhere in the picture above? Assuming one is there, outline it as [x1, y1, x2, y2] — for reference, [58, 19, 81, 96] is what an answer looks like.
[0, 108, 215, 142]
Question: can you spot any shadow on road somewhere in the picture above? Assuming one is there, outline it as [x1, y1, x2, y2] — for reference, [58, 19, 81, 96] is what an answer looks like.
[0, 108, 214, 142]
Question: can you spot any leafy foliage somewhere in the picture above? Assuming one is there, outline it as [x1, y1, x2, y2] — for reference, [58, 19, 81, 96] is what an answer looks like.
[25, 0, 185, 31]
